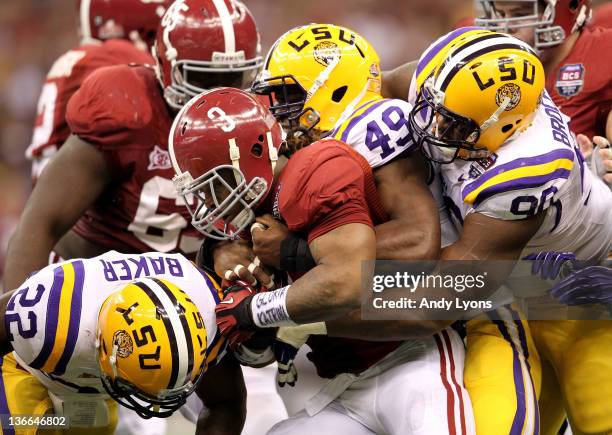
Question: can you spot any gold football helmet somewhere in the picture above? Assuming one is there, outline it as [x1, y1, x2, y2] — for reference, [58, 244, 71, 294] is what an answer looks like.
[251, 23, 381, 137]
[409, 29, 545, 163]
[97, 278, 207, 418]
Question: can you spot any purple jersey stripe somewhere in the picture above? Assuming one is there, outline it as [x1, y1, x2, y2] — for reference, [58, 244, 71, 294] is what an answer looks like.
[197, 267, 222, 303]
[463, 149, 575, 199]
[472, 168, 571, 208]
[0, 358, 15, 435]
[340, 100, 388, 143]
[487, 310, 527, 435]
[29, 266, 64, 369]
[52, 261, 85, 375]
[416, 27, 482, 77]
[330, 99, 378, 138]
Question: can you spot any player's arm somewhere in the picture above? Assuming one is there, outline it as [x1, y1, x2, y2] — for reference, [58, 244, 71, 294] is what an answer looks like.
[444, 212, 544, 261]
[195, 354, 246, 435]
[381, 60, 417, 100]
[283, 222, 376, 322]
[374, 153, 440, 260]
[0, 290, 15, 357]
[3, 135, 111, 290]
[251, 154, 440, 271]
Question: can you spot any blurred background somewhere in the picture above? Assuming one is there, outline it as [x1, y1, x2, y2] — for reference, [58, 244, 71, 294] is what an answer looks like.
[0, 0, 609, 277]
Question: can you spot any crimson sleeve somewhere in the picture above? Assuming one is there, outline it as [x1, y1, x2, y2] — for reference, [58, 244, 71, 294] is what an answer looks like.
[279, 143, 373, 243]
[66, 65, 153, 174]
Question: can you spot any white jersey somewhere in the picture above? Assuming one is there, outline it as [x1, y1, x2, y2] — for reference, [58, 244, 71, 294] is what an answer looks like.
[5, 251, 224, 399]
[329, 97, 459, 247]
[330, 97, 416, 168]
[440, 92, 612, 262]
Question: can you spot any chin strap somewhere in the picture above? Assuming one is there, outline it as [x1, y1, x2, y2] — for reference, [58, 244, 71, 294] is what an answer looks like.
[480, 96, 512, 133]
[266, 131, 278, 172]
[306, 55, 340, 102]
[228, 138, 243, 187]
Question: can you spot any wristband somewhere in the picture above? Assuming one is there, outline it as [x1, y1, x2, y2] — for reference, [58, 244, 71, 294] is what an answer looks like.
[280, 233, 316, 272]
[251, 286, 297, 328]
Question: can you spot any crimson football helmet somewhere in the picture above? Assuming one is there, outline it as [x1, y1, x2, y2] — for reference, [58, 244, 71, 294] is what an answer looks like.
[77, 0, 171, 49]
[475, 0, 592, 49]
[153, 0, 262, 110]
[169, 88, 283, 240]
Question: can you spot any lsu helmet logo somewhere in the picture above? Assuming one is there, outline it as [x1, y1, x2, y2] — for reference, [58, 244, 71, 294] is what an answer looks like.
[495, 83, 521, 111]
[113, 330, 134, 358]
[313, 41, 341, 67]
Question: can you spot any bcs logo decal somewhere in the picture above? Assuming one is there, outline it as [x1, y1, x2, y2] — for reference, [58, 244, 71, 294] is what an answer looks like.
[148, 145, 172, 170]
[555, 63, 585, 98]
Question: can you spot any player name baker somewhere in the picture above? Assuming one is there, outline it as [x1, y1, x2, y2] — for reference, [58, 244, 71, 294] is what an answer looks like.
[372, 297, 493, 311]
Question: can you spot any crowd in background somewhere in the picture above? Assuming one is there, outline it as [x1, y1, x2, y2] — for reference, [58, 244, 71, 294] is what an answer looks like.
[0, 0, 608, 278]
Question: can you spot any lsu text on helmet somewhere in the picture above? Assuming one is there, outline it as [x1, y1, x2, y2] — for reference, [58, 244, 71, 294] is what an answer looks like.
[97, 278, 208, 418]
[77, 0, 172, 50]
[169, 88, 283, 240]
[475, 0, 592, 50]
[153, 0, 262, 110]
[409, 29, 545, 163]
[251, 23, 381, 137]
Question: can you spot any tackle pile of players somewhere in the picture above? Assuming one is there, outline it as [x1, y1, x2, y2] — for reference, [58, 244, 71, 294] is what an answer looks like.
[1, 0, 612, 434]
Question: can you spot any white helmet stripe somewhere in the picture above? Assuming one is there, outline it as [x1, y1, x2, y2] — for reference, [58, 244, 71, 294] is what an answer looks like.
[434, 36, 535, 91]
[80, 0, 93, 40]
[139, 278, 189, 390]
[212, 0, 236, 53]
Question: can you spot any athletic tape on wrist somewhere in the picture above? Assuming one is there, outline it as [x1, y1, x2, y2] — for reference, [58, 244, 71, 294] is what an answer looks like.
[251, 286, 297, 327]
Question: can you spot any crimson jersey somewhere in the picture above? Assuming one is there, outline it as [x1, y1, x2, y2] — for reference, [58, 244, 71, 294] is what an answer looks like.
[27, 40, 153, 161]
[546, 27, 612, 138]
[270, 140, 400, 379]
[66, 64, 203, 256]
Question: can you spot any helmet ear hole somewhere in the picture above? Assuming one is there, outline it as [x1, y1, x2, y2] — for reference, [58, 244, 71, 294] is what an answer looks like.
[331, 86, 348, 103]
[501, 124, 514, 133]
[251, 143, 263, 157]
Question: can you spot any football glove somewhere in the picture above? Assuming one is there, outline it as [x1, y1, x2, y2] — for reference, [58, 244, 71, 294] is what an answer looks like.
[523, 251, 578, 280]
[550, 266, 612, 308]
[215, 280, 256, 349]
[272, 322, 327, 387]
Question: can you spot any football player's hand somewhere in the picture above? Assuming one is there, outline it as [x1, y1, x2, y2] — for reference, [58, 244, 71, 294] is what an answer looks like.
[550, 266, 612, 308]
[215, 280, 257, 349]
[251, 214, 290, 270]
[523, 251, 578, 280]
[577, 134, 612, 186]
[272, 326, 310, 387]
[213, 239, 274, 288]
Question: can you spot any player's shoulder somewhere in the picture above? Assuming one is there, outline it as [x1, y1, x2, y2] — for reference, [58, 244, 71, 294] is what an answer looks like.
[285, 139, 366, 178]
[66, 64, 159, 137]
[280, 140, 370, 227]
[5, 259, 87, 369]
[578, 26, 612, 49]
[459, 129, 575, 219]
[331, 97, 415, 168]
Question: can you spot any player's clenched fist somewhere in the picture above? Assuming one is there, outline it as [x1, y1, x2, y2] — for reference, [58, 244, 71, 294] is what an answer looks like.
[215, 280, 257, 348]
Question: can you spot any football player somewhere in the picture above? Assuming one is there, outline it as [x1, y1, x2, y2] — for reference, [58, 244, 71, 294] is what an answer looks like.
[409, 29, 612, 435]
[4, 1, 286, 433]
[4, 0, 262, 291]
[475, 0, 612, 185]
[27, 0, 171, 182]
[170, 88, 475, 434]
[0, 251, 245, 434]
